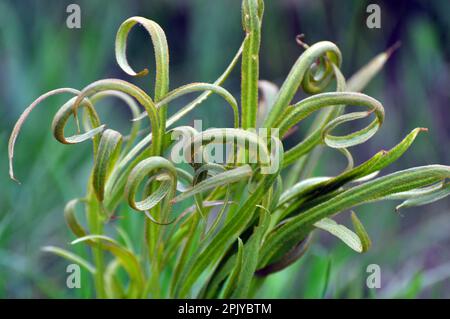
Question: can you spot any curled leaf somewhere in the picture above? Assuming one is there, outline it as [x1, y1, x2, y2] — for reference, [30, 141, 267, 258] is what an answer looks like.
[125, 156, 177, 220]
[115, 16, 169, 101]
[71, 79, 161, 155]
[51, 96, 104, 145]
[8, 88, 80, 182]
[279, 92, 384, 149]
[263, 41, 342, 127]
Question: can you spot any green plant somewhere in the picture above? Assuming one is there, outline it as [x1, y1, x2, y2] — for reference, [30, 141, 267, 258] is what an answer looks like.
[8, 0, 449, 298]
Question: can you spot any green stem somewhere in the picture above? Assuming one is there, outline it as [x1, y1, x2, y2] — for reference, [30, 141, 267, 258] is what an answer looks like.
[241, 0, 263, 129]
[86, 185, 106, 298]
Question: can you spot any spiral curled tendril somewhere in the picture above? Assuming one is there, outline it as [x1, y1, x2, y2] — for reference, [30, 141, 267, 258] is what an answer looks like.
[125, 156, 177, 215]
[263, 41, 342, 128]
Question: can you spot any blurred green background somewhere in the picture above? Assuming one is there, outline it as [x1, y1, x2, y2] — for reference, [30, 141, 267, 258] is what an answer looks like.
[0, 0, 449, 298]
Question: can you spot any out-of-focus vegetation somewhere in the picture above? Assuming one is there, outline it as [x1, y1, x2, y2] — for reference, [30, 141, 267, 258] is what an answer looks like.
[0, 0, 449, 298]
